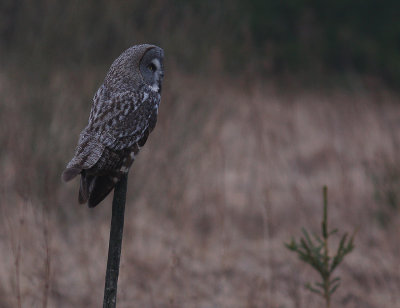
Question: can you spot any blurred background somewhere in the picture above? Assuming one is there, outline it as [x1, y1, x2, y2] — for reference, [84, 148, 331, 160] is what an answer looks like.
[1, 1, 400, 307]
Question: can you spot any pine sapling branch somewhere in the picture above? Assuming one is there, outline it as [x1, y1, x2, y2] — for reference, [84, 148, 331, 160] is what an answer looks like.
[285, 186, 356, 308]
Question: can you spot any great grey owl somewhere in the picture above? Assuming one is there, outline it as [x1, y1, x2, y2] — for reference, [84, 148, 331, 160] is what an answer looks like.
[62, 44, 164, 208]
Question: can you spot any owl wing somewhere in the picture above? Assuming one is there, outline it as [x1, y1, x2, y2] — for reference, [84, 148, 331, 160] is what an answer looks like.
[92, 89, 160, 151]
[62, 89, 159, 184]
[62, 130, 105, 181]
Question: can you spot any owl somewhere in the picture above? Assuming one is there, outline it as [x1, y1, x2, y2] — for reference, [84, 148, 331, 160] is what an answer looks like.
[62, 44, 164, 208]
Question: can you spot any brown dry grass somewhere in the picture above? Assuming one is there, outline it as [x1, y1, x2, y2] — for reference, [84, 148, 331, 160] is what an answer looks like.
[1, 68, 400, 307]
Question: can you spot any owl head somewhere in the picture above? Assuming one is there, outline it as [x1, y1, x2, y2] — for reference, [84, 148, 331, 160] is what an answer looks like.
[104, 44, 164, 94]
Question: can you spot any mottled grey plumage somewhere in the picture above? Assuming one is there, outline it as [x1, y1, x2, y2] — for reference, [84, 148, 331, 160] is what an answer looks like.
[62, 44, 164, 207]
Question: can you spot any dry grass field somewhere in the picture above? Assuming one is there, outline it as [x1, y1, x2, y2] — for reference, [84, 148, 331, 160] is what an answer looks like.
[1, 68, 400, 307]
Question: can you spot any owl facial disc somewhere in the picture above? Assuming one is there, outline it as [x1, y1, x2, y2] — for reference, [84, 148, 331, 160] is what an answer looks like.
[139, 47, 164, 93]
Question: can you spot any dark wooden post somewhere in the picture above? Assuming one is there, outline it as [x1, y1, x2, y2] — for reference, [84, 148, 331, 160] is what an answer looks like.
[103, 174, 128, 308]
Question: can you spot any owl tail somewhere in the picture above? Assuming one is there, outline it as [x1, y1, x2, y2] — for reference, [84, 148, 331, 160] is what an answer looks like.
[79, 171, 116, 208]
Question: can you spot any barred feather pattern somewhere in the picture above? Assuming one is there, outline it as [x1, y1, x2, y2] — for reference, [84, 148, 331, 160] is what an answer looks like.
[62, 44, 163, 208]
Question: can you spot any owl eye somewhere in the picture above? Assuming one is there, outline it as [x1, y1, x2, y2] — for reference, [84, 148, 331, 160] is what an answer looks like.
[147, 63, 156, 72]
